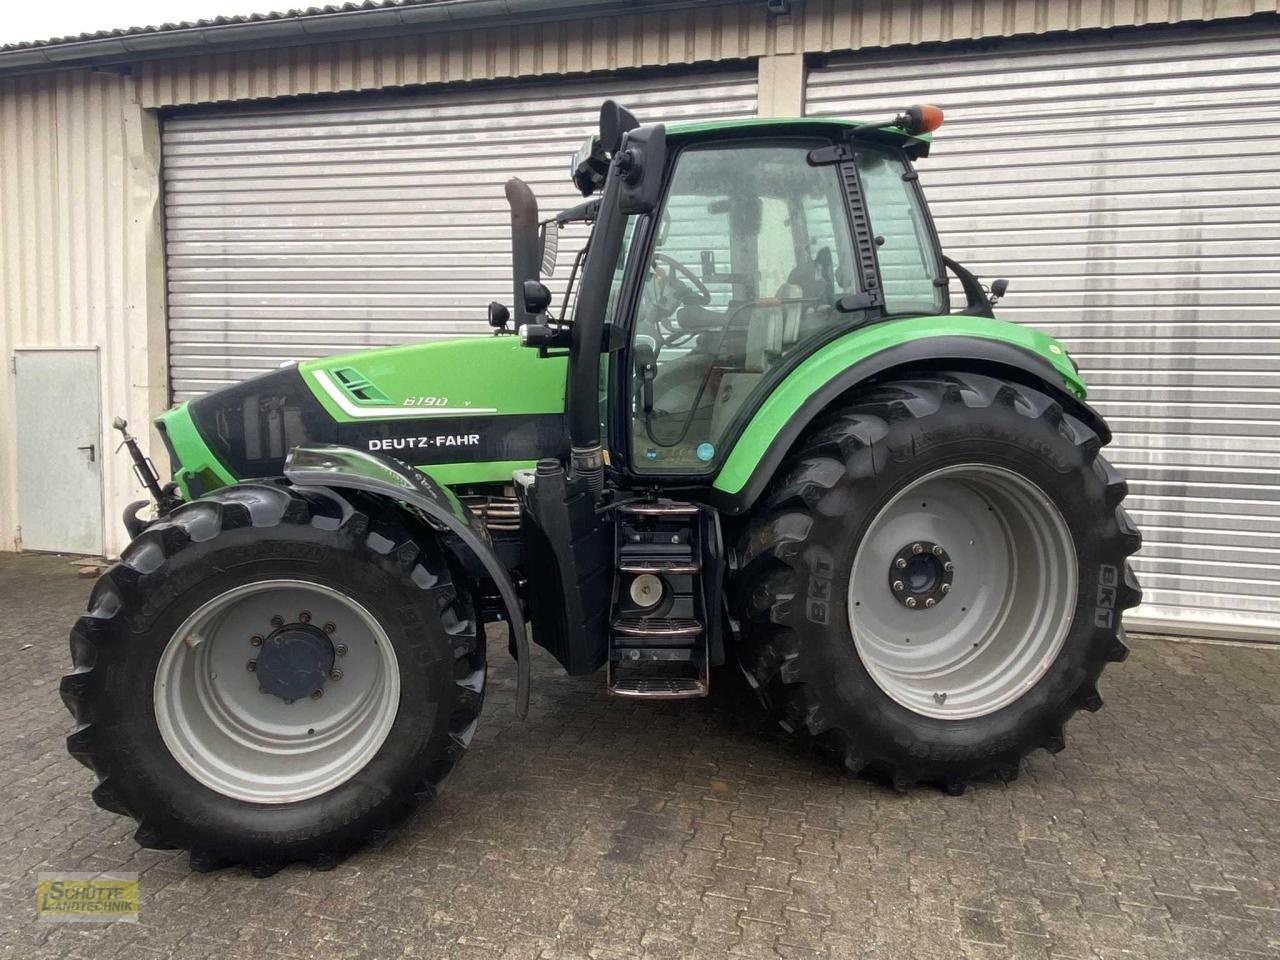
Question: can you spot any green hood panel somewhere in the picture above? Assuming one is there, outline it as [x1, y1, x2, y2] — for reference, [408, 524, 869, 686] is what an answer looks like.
[157, 336, 569, 498]
[711, 315, 1085, 497]
[300, 336, 567, 422]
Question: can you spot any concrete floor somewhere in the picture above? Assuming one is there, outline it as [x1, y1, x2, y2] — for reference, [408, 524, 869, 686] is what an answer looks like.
[1, 551, 1278, 959]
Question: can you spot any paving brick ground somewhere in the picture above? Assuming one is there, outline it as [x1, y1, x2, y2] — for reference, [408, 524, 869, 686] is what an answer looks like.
[1, 551, 1278, 959]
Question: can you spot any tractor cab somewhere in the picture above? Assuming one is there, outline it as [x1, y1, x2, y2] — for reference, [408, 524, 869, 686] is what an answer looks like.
[617, 129, 946, 475]
[513, 104, 955, 482]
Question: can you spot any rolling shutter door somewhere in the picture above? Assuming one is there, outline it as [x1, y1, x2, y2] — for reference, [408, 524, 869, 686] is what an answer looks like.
[161, 69, 756, 401]
[806, 28, 1280, 639]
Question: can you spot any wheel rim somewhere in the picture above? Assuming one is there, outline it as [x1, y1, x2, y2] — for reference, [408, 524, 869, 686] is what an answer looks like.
[847, 464, 1077, 720]
[154, 579, 401, 804]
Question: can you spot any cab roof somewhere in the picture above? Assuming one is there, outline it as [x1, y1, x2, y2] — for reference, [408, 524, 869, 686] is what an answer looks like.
[663, 116, 933, 158]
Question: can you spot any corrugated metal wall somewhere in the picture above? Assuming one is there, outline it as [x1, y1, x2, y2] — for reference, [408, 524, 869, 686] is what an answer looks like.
[161, 69, 756, 400]
[136, 0, 1280, 109]
[0, 71, 166, 557]
[806, 27, 1280, 638]
[3, 0, 1277, 567]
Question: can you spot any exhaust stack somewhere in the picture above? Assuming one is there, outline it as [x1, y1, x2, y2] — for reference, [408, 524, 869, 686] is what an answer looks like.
[505, 178, 541, 329]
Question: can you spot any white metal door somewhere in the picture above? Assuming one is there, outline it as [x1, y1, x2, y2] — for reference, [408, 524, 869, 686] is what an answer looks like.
[805, 27, 1280, 639]
[161, 68, 757, 402]
[15, 349, 104, 556]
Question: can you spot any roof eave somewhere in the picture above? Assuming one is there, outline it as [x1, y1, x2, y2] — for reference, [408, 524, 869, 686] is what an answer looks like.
[0, 0, 746, 79]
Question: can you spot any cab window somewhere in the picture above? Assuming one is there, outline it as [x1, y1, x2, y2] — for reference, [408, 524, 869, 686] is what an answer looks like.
[629, 141, 860, 474]
[855, 145, 944, 315]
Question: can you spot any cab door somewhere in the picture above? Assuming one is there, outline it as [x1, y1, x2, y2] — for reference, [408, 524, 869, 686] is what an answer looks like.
[623, 138, 864, 476]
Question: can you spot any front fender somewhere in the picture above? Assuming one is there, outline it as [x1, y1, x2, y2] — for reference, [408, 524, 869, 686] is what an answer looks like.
[710, 316, 1106, 516]
[284, 443, 529, 718]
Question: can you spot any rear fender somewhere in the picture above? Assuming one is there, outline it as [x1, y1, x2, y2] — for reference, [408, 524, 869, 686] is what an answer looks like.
[709, 324, 1108, 516]
[285, 443, 529, 718]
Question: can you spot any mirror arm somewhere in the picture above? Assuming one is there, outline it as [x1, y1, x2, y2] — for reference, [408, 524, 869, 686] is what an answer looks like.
[942, 255, 995, 318]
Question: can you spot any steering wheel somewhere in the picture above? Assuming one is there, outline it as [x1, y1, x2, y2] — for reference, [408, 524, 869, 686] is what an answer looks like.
[652, 253, 712, 307]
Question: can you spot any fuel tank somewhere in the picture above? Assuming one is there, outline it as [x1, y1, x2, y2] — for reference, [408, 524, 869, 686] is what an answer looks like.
[156, 336, 568, 498]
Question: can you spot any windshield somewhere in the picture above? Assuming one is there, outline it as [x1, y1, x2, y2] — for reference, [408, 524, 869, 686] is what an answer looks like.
[855, 145, 945, 315]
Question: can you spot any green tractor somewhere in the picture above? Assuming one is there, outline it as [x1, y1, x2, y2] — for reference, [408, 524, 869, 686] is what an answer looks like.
[62, 101, 1141, 875]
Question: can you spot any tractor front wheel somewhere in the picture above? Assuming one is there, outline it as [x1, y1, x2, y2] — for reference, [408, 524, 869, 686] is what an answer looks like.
[60, 482, 484, 874]
[735, 371, 1141, 792]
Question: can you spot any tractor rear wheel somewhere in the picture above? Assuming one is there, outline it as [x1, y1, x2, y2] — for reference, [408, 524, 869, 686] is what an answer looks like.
[734, 371, 1141, 792]
[60, 482, 484, 874]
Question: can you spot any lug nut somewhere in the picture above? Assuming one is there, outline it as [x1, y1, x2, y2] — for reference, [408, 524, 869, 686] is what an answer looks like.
[925, 598, 937, 608]
[330, 669, 343, 682]
[246, 659, 257, 671]
[932, 545, 944, 557]
[249, 635, 263, 647]
[323, 622, 336, 634]
[896, 558, 907, 569]
[270, 616, 284, 629]
[893, 580, 905, 592]
[912, 543, 923, 554]
[905, 597, 918, 608]
[311, 689, 324, 700]
[335, 643, 348, 657]
[943, 562, 954, 573]
[941, 583, 951, 595]
[299, 611, 312, 624]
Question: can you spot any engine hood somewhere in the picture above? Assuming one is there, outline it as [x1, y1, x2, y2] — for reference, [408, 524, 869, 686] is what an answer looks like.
[157, 336, 568, 498]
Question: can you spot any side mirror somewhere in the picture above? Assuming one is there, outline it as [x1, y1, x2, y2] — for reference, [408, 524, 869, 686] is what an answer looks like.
[523, 280, 552, 317]
[488, 301, 510, 331]
[616, 124, 667, 216]
[539, 223, 558, 277]
[599, 99, 640, 155]
[990, 278, 1009, 302]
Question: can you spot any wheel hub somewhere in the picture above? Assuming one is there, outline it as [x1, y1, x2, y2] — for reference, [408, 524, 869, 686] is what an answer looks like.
[848, 464, 1077, 720]
[888, 540, 953, 609]
[155, 579, 400, 804]
[254, 622, 335, 702]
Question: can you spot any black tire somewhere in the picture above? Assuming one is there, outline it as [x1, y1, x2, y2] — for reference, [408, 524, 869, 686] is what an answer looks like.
[60, 481, 484, 875]
[733, 371, 1141, 792]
